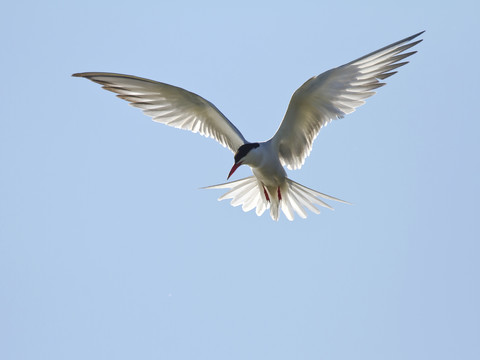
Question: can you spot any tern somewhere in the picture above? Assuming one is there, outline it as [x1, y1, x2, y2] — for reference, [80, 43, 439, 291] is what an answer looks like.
[73, 31, 423, 221]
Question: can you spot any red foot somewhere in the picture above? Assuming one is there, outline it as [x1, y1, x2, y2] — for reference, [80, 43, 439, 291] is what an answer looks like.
[263, 186, 270, 202]
[277, 187, 282, 201]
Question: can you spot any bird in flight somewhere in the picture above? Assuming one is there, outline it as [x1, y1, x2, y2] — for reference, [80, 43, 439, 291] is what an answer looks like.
[73, 31, 423, 221]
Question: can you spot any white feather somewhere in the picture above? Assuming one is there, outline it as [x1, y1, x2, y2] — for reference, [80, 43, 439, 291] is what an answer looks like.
[72, 72, 247, 153]
[271, 31, 424, 170]
[203, 177, 349, 221]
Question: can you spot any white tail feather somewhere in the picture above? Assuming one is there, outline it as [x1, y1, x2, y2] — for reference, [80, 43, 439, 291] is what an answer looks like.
[202, 177, 350, 221]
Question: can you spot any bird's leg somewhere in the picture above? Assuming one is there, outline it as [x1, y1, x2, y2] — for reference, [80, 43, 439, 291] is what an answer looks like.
[277, 187, 282, 201]
[263, 185, 270, 202]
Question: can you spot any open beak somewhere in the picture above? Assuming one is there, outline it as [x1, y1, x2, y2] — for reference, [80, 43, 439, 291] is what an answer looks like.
[227, 161, 242, 180]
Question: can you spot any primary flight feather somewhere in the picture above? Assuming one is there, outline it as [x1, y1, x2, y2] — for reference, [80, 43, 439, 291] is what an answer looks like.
[73, 31, 424, 221]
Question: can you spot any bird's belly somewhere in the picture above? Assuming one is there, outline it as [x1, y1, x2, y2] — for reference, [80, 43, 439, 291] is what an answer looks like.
[252, 163, 287, 187]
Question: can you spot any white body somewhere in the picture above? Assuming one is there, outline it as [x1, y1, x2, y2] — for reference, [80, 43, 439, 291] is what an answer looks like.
[249, 142, 287, 187]
[73, 31, 423, 220]
[205, 139, 348, 220]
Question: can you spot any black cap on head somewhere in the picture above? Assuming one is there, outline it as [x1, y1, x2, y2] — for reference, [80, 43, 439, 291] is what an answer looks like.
[234, 143, 259, 164]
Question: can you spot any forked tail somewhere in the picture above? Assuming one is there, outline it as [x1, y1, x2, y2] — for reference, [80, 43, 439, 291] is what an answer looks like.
[202, 177, 350, 221]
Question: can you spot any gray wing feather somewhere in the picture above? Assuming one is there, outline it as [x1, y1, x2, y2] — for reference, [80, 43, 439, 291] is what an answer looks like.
[73, 72, 247, 153]
[271, 31, 424, 170]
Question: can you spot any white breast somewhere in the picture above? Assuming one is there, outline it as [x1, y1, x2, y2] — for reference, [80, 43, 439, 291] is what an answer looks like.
[250, 142, 287, 187]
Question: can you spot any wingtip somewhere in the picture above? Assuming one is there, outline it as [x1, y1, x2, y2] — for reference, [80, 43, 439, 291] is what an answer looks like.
[412, 30, 425, 38]
[411, 30, 425, 42]
[398, 31, 425, 45]
[72, 72, 98, 78]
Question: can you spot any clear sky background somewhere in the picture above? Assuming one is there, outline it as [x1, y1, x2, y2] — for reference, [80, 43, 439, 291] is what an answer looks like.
[1, 1, 479, 359]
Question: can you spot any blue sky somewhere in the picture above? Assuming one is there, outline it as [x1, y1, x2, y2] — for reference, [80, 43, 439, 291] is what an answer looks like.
[1, 1, 479, 359]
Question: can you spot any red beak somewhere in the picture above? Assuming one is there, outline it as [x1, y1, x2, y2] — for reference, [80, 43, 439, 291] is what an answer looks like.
[227, 162, 242, 180]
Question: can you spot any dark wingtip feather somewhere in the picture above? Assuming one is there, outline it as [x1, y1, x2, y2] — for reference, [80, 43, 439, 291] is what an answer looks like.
[377, 71, 398, 80]
[72, 72, 92, 78]
[408, 31, 425, 41]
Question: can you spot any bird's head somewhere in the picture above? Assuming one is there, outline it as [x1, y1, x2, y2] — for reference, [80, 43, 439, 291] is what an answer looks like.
[228, 142, 260, 179]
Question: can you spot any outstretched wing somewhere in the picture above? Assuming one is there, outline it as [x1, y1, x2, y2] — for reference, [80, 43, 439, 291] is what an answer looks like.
[271, 31, 424, 170]
[73, 72, 247, 153]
